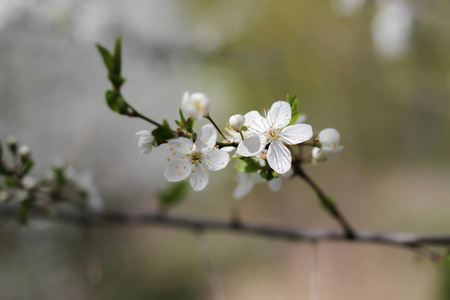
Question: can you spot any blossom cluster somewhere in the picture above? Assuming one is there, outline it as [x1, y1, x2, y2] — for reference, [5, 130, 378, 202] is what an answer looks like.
[136, 92, 343, 197]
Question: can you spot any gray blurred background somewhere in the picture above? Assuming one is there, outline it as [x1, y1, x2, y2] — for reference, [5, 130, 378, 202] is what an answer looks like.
[1, 0, 450, 299]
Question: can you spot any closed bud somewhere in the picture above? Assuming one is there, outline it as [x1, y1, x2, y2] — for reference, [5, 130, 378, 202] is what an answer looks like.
[18, 145, 30, 158]
[228, 114, 245, 131]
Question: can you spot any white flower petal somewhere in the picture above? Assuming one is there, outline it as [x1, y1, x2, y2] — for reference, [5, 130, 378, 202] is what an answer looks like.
[164, 160, 192, 182]
[266, 101, 291, 129]
[203, 149, 230, 171]
[189, 164, 209, 191]
[318, 128, 343, 153]
[323, 144, 344, 153]
[268, 177, 282, 192]
[135, 130, 152, 136]
[318, 128, 340, 146]
[244, 110, 269, 135]
[167, 137, 193, 156]
[236, 135, 266, 157]
[196, 124, 217, 152]
[136, 130, 154, 154]
[267, 140, 292, 174]
[280, 124, 313, 145]
[233, 172, 255, 200]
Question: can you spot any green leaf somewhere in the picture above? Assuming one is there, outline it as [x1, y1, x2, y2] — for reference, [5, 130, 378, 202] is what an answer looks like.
[176, 109, 194, 133]
[152, 120, 175, 143]
[317, 194, 335, 215]
[286, 94, 300, 125]
[21, 159, 34, 176]
[105, 90, 130, 115]
[4, 176, 18, 187]
[113, 36, 122, 76]
[18, 199, 31, 225]
[96, 44, 114, 73]
[158, 181, 189, 209]
[53, 167, 66, 186]
[237, 158, 261, 173]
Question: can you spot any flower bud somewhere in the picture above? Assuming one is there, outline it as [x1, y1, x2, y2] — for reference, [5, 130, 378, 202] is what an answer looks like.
[318, 128, 343, 153]
[312, 147, 327, 162]
[228, 114, 245, 131]
[18, 145, 30, 157]
[181, 91, 211, 120]
[135, 130, 154, 154]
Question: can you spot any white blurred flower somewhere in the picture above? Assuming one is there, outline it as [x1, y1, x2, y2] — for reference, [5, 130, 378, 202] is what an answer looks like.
[331, 0, 365, 16]
[66, 167, 104, 212]
[371, 0, 414, 58]
[164, 124, 230, 191]
[233, 172, 263, 200]
[228, 114, 245, 131]
[181, 91, 211, 120]
[22, 176, 37, 190]
[236, 101, 313, 174]
[135, 130, 154, 154]
[233, 167, 294, 199]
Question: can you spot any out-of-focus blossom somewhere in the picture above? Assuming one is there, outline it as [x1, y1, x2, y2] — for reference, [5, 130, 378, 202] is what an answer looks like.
[371, 0, 414, 57]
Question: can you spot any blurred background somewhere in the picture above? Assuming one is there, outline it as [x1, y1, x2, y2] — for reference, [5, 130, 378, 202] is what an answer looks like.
[1, 0, 450, 299]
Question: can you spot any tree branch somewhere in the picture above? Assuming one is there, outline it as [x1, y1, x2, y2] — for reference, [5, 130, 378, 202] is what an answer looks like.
[1, 204, 449, 253]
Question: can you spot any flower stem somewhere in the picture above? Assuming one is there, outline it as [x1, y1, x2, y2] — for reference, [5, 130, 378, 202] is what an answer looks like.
[206, 116, 227, 140]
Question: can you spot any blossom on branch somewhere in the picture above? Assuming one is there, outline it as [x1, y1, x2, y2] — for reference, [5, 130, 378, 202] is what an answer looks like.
[181, 91, 211, 120]
[236, 101, 313, 174]
[164, 124, 230, 191]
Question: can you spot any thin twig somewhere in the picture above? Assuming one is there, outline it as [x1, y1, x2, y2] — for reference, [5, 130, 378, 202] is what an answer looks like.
[293, 163, 355, 239]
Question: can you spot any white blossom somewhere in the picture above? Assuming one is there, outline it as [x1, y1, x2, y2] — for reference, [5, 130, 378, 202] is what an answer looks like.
[228, 114, 245, 131]
[164, 124, 230, 191]
[135, 130, 154, 154]
[181, 91, 211, 120]
[66, 166, 104, 212]
[236, 101, 313, 174]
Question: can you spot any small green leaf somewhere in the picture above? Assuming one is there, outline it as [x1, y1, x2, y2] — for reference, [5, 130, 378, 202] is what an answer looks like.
[21, 159, 34, 176]
[237, 158, 261, 173]
[317, 194, 335, 215]
[5, 176, 18, 187]
[18, 199, 31, 225]
[158, 181, 189, 209]
[105, 90, 130, 115]
[286, 94, 300, 125]
[113, 36, 122, 76]
[152, 120, 175, 143]
[177, 109, 194, 133]
[96, 44, 114, 73]
[53, 167, 66, 186]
